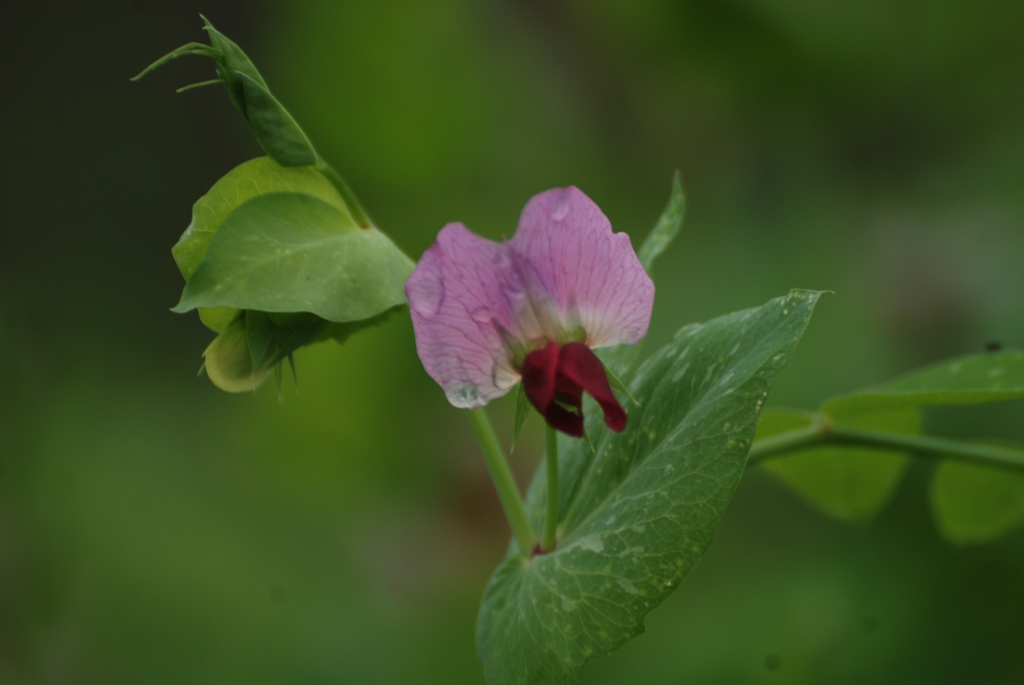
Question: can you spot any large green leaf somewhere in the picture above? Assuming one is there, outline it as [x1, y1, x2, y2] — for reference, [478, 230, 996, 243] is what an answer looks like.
[476, 290, 821, 685]
[171, 157, 348, 333]
[931, 459, 1024, 544]
[174, 192, 414, 322]
[824, 349, 1024, 414]
[757, 407, 918, 522]
[173, 158, 346, 284]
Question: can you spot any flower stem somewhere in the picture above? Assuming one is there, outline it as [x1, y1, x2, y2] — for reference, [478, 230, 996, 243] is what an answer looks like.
[748, 418, 1024, 473]
[467, 409, 536, 557]
[543, 424, 559, 551]
[317, 162, 374, 229]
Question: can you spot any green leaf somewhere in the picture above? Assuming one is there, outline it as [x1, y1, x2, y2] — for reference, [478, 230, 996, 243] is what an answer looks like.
[603, 361, 640, 408]
[173, 157, 346, 283]
[931, 459, 1024, 544]
[757, 408, 918, 522]
[511, 385, 531, 452]
[174, 192, 414, 322]
[824, 349, 1024, 415]
[637, 171, 685, 274]
[172, 157, 348, 331]
[476, 290, 821, 685]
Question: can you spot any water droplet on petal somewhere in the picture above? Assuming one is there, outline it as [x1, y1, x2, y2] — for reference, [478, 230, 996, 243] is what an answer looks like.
[493, 249, 512, 270]
[507, 288, 526, 308]
[470, 307, 492, 324]
[448, 383, 480, 407]
[552, 194, 570, 220]
[411, 277, 444, 318]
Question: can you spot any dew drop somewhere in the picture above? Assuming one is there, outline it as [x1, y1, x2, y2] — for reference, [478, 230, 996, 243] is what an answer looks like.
[671, 362, 690, 383]
[470, 307, 492, 324]
[411, 277, 444, 318]
[448, 383, 480, 407]
[617, 578, 638, 595]
[580, 535, 604, 553]
[493, 249, 512, 270]
[552, 194, 570, 220]
[506, 284, 527, 305]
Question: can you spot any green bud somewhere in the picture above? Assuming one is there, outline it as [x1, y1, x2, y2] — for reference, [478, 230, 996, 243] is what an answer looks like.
[136, 19, 410, 392]
[133, 15, 317, 168]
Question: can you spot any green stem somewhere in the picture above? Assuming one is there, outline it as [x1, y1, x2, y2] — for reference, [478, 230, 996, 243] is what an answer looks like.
[317, 163, 374, 229]
[746, 423, 829, 463]
[748, 420, 1024, 473]
[467, 409, 536, 557]
[543, 425, 559, 551]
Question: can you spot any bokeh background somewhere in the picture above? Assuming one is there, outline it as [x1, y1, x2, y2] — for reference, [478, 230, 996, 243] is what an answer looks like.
[3, 1, 1024, 683]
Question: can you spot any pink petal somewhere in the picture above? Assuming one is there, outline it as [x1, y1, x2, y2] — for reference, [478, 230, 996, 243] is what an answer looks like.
[509, 187, 654, 348]
[405, 223, 524, 408]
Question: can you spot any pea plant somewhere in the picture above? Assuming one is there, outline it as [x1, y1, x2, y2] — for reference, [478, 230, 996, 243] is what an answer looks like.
[135, 20, 1024, 685]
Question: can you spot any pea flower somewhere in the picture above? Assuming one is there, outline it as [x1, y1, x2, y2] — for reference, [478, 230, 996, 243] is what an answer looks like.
[406, 187, 654, 437]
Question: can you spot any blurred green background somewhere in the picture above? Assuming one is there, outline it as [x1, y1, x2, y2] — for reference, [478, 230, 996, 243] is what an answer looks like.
[3, 1, 1024, 683]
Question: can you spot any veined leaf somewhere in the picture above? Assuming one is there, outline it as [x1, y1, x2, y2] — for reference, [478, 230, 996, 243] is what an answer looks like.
[173, 158, 348, 284]
[172, 157, 348, 332]
[174, 192, 414, 323]
[476, 290, 821, 684]
[824, 349, 1024, 415]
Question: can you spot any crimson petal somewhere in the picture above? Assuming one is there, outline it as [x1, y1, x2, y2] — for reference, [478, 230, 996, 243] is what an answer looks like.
[557, 343, 627, 432]
[522, 341, 626, 437]
[521, 340, 558, 417]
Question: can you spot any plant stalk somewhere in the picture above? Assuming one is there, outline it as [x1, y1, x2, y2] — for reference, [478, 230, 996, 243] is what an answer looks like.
[543, 425, 559, 552]
[467, 409, 536, 557]
[748, 419, 1024, 473]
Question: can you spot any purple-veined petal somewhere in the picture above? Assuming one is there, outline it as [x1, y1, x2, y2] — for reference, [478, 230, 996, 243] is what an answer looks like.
[405, 223, 524, 408]
[509, 187, 654, 348]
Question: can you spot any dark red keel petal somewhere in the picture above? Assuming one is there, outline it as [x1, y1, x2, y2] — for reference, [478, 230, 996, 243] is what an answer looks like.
[521, 340, 558, 418]
[557, 343, 627, 432]
[541, 401, 584, 438]
[522, 341, 585, 437]
[521, 341, 627, 438]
